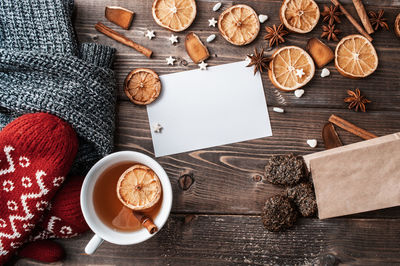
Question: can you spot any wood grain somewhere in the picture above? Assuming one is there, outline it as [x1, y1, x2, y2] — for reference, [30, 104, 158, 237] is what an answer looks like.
[74, 0, 400, 111]
[14, 0, 400, 264]
[16, 215, 400, 265]
[116, 101, 400, 216]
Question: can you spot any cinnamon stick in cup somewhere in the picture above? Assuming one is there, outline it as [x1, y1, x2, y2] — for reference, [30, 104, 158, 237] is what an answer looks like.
[133, 212, 158, 234]
[95, 22, 152, 58]
[116, 164, 161, 234]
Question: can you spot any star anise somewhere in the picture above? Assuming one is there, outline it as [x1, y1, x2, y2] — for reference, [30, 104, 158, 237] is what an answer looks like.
[321, 24, 341, 41]
[321, 5, 342, 25]
[246, 48, 272, 75]
[344, 88, 371, 112]
[264, 24, 288, 47]
[369, 10, 389, 31]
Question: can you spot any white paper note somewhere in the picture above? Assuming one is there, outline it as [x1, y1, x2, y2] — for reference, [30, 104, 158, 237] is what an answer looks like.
[147, 61, 272, 157]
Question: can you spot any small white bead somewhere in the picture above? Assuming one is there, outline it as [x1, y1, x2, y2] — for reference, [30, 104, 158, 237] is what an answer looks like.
[294, 89, 305, 98]
[258, 14, 268, 23]
[273, 107, 285, 113]
[307, 139, 318, 148]
[207, 34, 216, 43]
[321, 68, 330, 77]
[213, 2, 222, 12]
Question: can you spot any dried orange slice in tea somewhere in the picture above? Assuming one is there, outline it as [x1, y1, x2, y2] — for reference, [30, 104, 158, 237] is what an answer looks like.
[117, 164, 162, 211]
[152, 0, 196, 32]
[335, 34, 378, 79]
[218, 4, 260, 46]
[268, 46, 315, 91]
[280, 0, 320, 33]
[124, 68, 161, 105]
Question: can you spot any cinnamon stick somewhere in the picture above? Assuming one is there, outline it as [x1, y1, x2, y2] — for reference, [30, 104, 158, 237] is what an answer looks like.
[352, 0, 374, 34]
[95, 22, 152, 58]
[330, 0, 373, 42]
[328, 114, 377, 140]
[132, 211, 158, 234]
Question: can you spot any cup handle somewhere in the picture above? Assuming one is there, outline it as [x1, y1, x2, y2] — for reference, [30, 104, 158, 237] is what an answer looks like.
[85, 234, 104, 255]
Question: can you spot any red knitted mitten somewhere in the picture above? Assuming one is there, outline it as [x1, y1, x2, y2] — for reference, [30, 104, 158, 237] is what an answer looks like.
[0, 113, 78, 264]
[17, 175, 89, 263]
[30, 175, 89, 241]
[18, 240, 65, 263]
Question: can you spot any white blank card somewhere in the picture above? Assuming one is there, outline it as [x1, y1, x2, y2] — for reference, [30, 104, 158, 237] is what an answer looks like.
[147, 61, 272, 157]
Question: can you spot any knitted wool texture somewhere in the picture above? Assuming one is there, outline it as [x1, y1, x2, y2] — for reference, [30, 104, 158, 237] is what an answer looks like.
[0, 0, 117, 173]
[0, 113, 78, 264]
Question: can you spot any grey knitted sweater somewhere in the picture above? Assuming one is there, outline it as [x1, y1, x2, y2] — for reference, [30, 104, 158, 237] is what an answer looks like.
[0, 0, 117, 173]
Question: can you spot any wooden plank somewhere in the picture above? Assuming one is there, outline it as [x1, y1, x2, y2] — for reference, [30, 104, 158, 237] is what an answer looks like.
[116, 101, 400, 216]
[15, 215, 400, 265]
[74, 0, 400, 110]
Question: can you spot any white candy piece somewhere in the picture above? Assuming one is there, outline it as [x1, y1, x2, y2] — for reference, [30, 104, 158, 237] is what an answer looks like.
[321, 68, 330, 77]
[294, 89, 305, 98]
[213, 2, 222, 12]
[273, 107, 285, 113]
[153, 123, 163, 133]
[208, 18, 217, 27]
[307, 139, 318, 148]
[206, 34, 216, 43]
[258, 14, 268, 23]
[168, 34, 178, 44]
[198, 61, 208, 70]
[145, 30, 155, 40]
[166, 56, 175, 65]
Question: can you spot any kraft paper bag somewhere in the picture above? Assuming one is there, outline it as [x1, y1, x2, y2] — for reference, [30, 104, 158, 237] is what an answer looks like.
[303, 132, 400, 219]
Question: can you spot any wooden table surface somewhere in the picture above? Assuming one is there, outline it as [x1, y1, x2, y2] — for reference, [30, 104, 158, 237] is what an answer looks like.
[18, 0, 400, 265]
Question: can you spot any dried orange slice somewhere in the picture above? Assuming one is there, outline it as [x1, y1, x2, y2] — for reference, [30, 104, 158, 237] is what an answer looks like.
[152, 0, 196, 32]
[218, 4, 260, 46]
[268, 46, 315, 91]
[280, 0, 320, 33]
[117, 164, 162, 211]
[124, 68, 161, 105]
[335, 34, 378, 79]
[395, 13, 400, 38]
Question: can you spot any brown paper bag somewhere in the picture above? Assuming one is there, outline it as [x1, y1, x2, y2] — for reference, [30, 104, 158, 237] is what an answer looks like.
[303, 132, 400, 219]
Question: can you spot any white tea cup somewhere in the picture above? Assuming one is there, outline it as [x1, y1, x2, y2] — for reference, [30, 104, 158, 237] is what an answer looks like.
[80, 151, 173, 254]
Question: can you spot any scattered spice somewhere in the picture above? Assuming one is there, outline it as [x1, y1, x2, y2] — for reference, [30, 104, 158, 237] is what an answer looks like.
[322, 122, 342, 149]
[264, 154, 306, 186]
[246, 48, 271, 75]
[321, 5, 342, 25]
[285, 183, 317, 217]
[329, 114, 377, 140]
[95, 23, 153, 58]
[306, 38, 334, 68]
[264, 24, 288, 47]
[369, 10, 389, 31]
[331, 0, 372, 42]
[344, 88, 371, 112]
[321, 24, 341, 41]
[185, 32, 210, 64]
[261, 195, 297, 232]
[105, 6, 134, 30]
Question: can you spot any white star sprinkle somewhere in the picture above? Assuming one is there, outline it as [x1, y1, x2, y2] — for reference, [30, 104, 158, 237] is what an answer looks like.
[295, 68, 305, 78]
[166, 56, 176, 65]
[198, 61, 208, 70]
[153, 123, 163, 133]
[208, 17, 217, 27]
[145, 30, 155, 40]
[168, 34, 178, 44]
